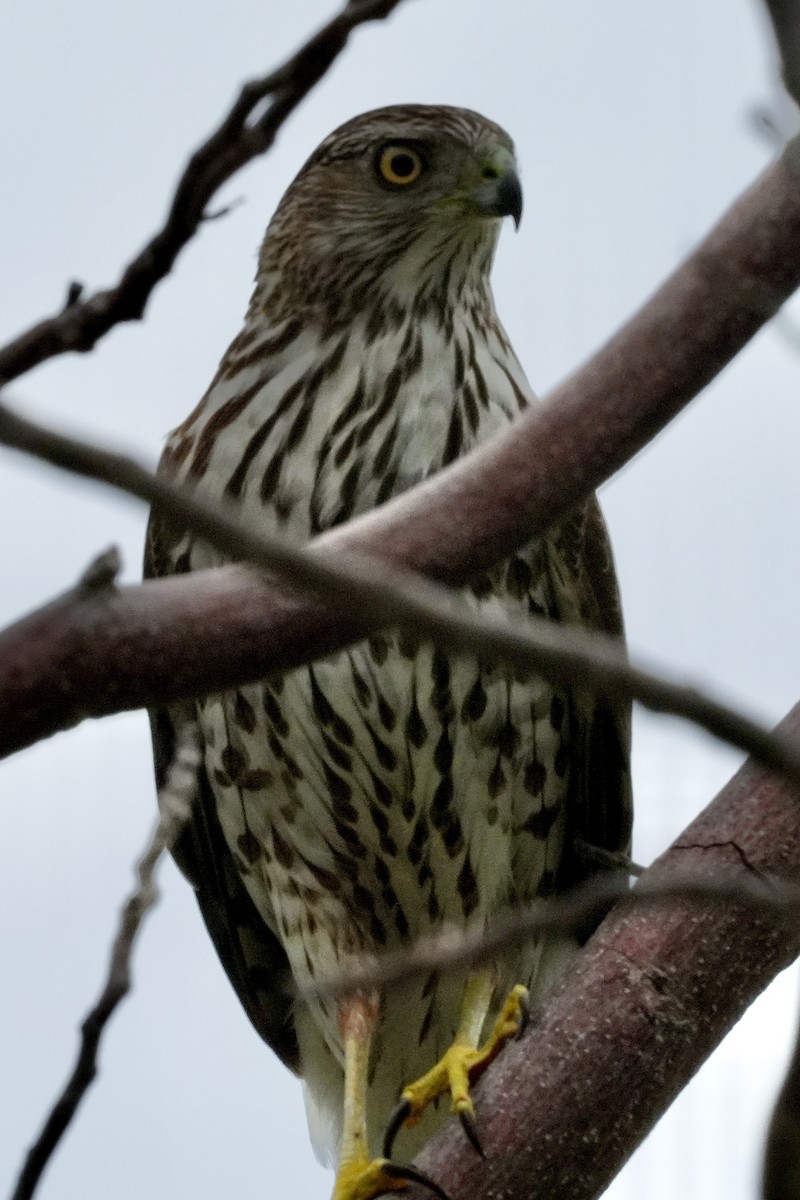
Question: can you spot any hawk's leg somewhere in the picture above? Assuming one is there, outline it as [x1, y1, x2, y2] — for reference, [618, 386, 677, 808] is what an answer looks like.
[333, 991, 448, 1200]
[384, 973, 529, 1159]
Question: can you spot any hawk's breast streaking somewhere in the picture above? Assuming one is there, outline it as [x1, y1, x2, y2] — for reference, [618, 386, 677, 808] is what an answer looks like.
[146, 104, 631, 1200]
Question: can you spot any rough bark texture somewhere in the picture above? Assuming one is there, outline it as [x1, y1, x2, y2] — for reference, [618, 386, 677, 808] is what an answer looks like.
[403, 704, 800, 1200]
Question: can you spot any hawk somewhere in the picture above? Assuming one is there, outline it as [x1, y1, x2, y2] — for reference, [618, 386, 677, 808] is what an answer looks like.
[146, 105, 631, 1200]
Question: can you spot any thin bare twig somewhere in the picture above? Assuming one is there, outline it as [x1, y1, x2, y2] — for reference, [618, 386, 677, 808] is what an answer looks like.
[2, 396, 800, 794]
[0, 0, 407, 386]
[10, 725, 200, 1200]
[305, 870, 800, 1000]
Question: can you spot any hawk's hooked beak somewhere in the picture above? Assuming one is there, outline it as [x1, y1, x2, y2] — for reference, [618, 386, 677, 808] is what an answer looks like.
[470, 165, 523, 229]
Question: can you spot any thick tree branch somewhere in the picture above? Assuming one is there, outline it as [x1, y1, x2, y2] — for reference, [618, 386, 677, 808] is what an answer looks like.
[0, 0, 407, 386]
[10, 724, 199, 1200]
[3, 400, 800, 792]
[3, 141, 800, 765]
[398, 701, 800, 1200]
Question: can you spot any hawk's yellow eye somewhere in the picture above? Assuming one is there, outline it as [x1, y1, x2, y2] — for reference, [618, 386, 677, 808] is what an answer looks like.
[377, 145, 424, 187]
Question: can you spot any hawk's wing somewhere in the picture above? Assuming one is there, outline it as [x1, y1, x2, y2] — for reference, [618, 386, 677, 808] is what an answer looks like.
[145, 512, 300, 1074]
[552, 497, 633, 906]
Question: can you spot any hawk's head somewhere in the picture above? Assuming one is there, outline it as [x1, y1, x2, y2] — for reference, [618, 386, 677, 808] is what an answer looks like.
[258, 105, 522, 319]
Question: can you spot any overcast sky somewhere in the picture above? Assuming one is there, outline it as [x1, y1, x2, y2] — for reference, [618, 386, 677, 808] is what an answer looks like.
[2, 2, 800, 1198]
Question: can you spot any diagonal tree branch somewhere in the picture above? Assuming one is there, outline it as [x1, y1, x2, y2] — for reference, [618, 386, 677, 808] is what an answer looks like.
[399, 700, 800, 1200]
[2, 399, 800, 793]
[306, 869, 800, 1001]
[3, 139, 800, 761]
[0, 0, 408, 386]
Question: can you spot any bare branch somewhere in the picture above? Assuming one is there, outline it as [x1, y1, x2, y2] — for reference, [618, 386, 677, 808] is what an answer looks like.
[2, 135, 800, 775]
[10, 725, 200, 1200]
[2, 396, 800, 792]
[0, 0, 407, 386]
[306, 870, 800, 1001]
[398, 700, 800, 1200]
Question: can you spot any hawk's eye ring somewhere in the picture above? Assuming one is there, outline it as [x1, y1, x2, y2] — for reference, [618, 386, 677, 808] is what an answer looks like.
[377, 145, 424, 187]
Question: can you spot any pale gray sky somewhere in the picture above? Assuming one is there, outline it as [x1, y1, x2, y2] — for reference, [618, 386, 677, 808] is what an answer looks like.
[2, 2, 799, 1198]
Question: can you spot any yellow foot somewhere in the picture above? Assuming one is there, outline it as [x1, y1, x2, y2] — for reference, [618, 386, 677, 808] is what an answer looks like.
[384, 984, 529, 1159]
[332, 1156, 448, 1200]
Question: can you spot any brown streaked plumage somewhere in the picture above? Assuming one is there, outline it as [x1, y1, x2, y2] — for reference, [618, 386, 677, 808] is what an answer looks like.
[147, 104, 631, 1197]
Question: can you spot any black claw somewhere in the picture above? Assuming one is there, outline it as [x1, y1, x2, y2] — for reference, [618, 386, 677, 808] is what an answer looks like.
[459, 1109, 485, 1158]
[383, 1097, 411, 1160]
[516, 990, 531, 1039]
[382, 1161, 452, 1200]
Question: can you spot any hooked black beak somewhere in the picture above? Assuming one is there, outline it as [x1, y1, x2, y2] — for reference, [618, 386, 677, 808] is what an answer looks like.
[471, 167, 523, 229]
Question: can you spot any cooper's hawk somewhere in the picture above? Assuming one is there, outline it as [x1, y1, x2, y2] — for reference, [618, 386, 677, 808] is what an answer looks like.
[147, 105, 631, 1200]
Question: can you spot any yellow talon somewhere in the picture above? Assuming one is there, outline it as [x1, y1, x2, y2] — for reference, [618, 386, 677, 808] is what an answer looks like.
[332, 1156, 408, 1200]
[391, 981, 529, 1148]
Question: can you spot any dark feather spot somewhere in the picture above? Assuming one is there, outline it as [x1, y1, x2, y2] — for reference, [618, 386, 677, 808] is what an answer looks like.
[550, 694, 566, 732]
[462, 381, 480, 434]
[234, 691, 257, 734]
[375, 464, 400, 504]
[323, 760, 353, 805]
[461, 676, 487, 722]
[284, 397, 314, 452]
[431, 775, 454, 822]
[408, 816, 428, 866]
[372, 420, 399, 478]
[221, 745, 247, 782]
[237, 829, 263, 863]
[488, 757, 506, 799]
[434, 729, 453, 774]
[495, 720, 519, 759]
[271, 828, 294, 869]
[350, 660, 371, 707]
[369, 802, 390, 838]
[370, 915, 388, 946]
[368, 635, 389, 666]
[524, 758, 547, 795]
[457, 857, 478, 917]
[442, 404, 464, 467]
[454, 340, 466, 388]
[241, 768, 274, 790]
[329, 374, 366, 437]
[521, 804, 561, 839]
[365, 721, 397, 771]
[333, 425, 358, 469]
[369, 766, 393, 810]
[406, 694, 428, 748]
[441, 811, 465, 858]
[377, 693, 397, 732]
[322, 730, 352, 772]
